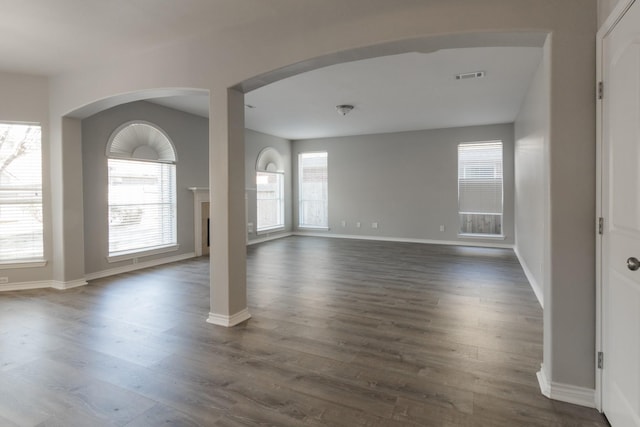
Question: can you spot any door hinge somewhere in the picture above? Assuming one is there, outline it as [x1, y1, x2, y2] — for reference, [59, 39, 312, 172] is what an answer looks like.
[597, 351, 604, 369]
[598, 217, 604, 235]
[598, 81, 604, 100]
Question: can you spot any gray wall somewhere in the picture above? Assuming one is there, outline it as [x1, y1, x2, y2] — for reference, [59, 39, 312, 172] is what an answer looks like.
[514, 43, 550, 307]
[245, 129, 293, 242]
[0, 72, 51, 285]
[81, 101, 208, 275]
[292, 124, 515, 246]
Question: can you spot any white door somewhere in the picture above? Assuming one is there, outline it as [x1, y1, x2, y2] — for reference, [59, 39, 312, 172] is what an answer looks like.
[602, 1, 640, 425]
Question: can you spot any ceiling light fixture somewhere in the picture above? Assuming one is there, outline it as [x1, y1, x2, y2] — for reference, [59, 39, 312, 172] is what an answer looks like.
[336, 104, 354, 116]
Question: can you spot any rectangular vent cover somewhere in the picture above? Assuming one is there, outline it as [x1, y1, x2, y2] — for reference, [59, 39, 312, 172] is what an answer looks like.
[455, 71, 485, 80]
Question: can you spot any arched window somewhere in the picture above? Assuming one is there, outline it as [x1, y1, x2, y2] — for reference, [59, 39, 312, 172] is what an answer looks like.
[255, 147, 284, 232]
[106, 121, 177, 257]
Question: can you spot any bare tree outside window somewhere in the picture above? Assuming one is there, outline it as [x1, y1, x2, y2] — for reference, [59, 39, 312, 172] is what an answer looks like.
[0, 123, 43, 261]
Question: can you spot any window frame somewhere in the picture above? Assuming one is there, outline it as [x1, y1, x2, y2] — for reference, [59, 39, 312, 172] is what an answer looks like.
[256, 169, 285, 234]
[106, 122, 178, 262]
[297, 151, 329, 230]
[0, 121, 46, 267]
[457, 140, 504, 239]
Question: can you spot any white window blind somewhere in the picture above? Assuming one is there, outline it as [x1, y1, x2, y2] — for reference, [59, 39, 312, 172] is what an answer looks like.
[256, 171, 284, 232]
[108, 159, 176, 255]
[298, 152, 328, 228]
[458, 141, 503, 235]
[0, 123, 43, 262]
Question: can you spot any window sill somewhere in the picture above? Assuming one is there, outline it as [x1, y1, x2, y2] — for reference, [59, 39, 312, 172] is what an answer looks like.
[257, 226, 285, 235]
[458, 233, 506, 240]
[298, 226, 329, 231]
[0, 259, 48, 270]
[107, 244, 179, 263]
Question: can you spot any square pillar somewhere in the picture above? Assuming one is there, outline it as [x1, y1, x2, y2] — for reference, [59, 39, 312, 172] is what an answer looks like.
[207, 88, 250, 326]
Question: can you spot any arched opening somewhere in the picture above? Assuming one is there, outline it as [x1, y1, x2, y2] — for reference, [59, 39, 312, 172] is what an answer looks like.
[232, 29, 554, 398]
[59, 88, 209, 281]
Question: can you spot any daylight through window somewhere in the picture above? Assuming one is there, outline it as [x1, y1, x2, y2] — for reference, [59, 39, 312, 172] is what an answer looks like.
[457, 141, 503, 236]
[107, 122, 177, 257]
[298, 152, 328, 228]
[0, 123, 43, 262]
[257, 171, 284, 232]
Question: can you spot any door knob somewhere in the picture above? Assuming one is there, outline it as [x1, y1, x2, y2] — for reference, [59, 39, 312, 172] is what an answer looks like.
[627, 257, 640, 271]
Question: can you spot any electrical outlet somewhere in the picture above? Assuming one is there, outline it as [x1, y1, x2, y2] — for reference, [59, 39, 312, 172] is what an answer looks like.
[341, 220, 346, 227]
[440, 225, 445, 232]
[247, 222, 254, 233]
[0, 277, 8, 284]
[371, 222, 378, 229]
[356, 222, 361, 228]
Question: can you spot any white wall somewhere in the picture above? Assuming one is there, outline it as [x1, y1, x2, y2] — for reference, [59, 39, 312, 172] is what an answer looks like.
[292, 124, 515, 246]
[0, 72, 51, 285]
[81, 101, 208, 275]
[514, 41, 550, 307]
[245, 129, 293, 243]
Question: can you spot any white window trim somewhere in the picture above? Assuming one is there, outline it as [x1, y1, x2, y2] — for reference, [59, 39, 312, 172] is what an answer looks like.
[458, 233, 506, 240]
[0, 259, 47, 270]
[297, 225, 329, 231]
[457, 140, 504, 236]
[107, 244, 179, 263]
[298, 151, 329, 229]
[106, 122, 178, 258]
[256, 170, 285, 233]
[257, 225, 286, 235]
[0, 122, 44, 263]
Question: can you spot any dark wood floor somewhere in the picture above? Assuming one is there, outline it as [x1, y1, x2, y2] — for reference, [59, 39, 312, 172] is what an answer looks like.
[0, 236, 607, 426]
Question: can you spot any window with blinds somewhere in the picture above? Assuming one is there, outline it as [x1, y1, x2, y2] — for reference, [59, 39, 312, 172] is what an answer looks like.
[256, 171, 284, 232]
[298, 152, 328, 228]
[458, 141, 503, 236]
[0, 123, 43, 262]
[108, 159, 176, 255]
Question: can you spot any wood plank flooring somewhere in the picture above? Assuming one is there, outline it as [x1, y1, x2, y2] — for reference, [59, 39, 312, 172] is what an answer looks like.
[0, 236, 608, 426]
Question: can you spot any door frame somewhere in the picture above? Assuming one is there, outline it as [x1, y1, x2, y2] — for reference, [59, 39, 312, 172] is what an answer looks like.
[595, 0, 637, 412]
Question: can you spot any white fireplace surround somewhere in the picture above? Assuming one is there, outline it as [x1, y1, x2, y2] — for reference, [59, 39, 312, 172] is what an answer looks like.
[189, 187, 209, 256]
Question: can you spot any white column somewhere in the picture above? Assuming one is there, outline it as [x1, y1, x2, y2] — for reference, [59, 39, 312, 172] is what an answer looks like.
[207, 88, 250, 326]
[50, 116, 87, 289]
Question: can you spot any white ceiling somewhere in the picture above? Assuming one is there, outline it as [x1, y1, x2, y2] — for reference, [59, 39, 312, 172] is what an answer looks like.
[149, 46, 542, 140]
[0, 0, 427, 77]
[0, 1, 542, 140]
[243, 47, 543, 140]
[0, 0, 292, 75]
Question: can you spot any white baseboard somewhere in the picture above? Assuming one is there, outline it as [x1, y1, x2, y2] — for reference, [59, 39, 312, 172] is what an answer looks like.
[51, 279, 88, 290]
[0, 252, 195, 291]
[514, 246, 544, 308]
[292, 231, 514, 249]
[0, 278, 87, 292]
[206, 308, 251, 327]
[247, 232, 293, 246]
[537, 365, 595, 408]
[85, 252, 196, 281]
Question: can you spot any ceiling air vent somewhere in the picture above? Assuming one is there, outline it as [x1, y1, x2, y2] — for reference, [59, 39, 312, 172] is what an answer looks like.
[455, 71, 485, 80]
